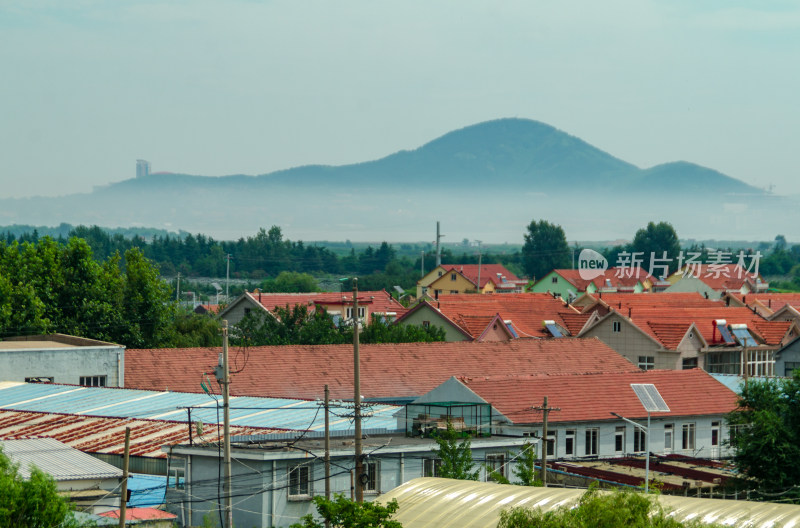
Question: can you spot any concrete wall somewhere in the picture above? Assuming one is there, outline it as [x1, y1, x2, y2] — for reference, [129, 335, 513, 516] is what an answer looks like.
[398, 306, 470, 342]
[580, 314, 668, 369]
[0, 345, 124, 386]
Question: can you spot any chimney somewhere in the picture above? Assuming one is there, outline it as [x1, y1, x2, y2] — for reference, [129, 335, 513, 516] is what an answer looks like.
[628, 307, 632, 318]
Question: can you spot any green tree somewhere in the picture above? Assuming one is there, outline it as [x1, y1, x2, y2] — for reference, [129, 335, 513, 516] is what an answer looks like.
[512, 441, 541, 486]
[521, 220, 571, 280]
[434, 420, 479, 481]
[0, 447, 83, 528]
[630, 222, 681, 275]
[260, 271, 319, 293]
[359, 315, 446, 344]
[497, 484, 716, 528]
[726, 372, 800, 494]
[290, 493, 402, 528]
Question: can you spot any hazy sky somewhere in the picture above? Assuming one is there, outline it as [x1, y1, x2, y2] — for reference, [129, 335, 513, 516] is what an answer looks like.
[3, 0, 800, 200]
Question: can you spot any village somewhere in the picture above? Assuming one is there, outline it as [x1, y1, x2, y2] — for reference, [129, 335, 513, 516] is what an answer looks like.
[4, 254, 800, 527]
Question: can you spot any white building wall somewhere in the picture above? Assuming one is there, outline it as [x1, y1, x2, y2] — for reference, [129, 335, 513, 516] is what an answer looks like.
[0, 346, 124, 387]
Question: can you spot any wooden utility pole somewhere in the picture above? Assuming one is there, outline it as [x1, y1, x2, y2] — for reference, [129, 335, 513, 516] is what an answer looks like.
[222, 320, 233, 528]
[531, 397, 560, 486]
[353, 280, 364, 502]
[118, 427, 130, 528]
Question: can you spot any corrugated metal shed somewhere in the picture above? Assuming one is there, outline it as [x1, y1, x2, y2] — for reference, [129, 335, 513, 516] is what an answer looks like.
[0, 437, 122, 480]
[0, 409, 279, 458]
[0, 381, 399, 432]
[379, 478, 800, 528]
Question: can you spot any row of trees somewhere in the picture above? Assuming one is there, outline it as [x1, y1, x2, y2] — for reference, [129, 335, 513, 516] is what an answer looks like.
[0, 237, 219, 347]
[233, 305, 445, 347]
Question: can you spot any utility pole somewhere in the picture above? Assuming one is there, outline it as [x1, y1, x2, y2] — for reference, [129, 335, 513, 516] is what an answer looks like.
[324, 384, 331, 528]
[118, 427, 130, 528]
[476, 241, 482, 294]
[353, 279, 364, 503]
[176, 273, 181, 302]
[435, 221, 444, 267]
[531, 396, 560, 486]
[421, 250, 425, 278]
[225, 254, 232, 300]
[222, 320, 233, 528]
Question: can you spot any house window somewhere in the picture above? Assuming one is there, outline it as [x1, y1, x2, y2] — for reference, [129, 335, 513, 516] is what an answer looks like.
[451, 273, 457, 281]
[682, 423, 696, 451]
[711, 421, 720, 448]
[551, 277, 558, 284]
[169, 464, 185, 490]
[664, 424, 674, 453]
[288, 464, 311, 499]
[422, 321, 430, 328]
[438, 271, 443, 277]
[682, 357, 698, 370]
[612, 321, 621, 333]
[546, 432, 556, 457]
[565, 430, 576, 456]
[450, 290, 459, 294]
[785, 361, 800, 377]
[633, 428, 646, 453]
[706, 351, 740, 375]
[745, 349, 774, 377]
[25, 377, 54, 383]
[346, 307, 366, 320]
[363, 461, 379, 493]
[615, 426, 625, 454]
[80, 376, 106, 387]
[486, 453, 506, 481]
[244, 307, 251, 316]
[585, 428, 599, 456]
[423, 458, 441, 477]
[638, 356, 655, 371]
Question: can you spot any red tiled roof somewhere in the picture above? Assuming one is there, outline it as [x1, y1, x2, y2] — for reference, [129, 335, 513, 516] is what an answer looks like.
[440, 264, 521, 289]
[246, 290, 405, 316]
[608, 306, 792, 347]
[126, 339, 639, 401]
[677, 264, 760, 291]
[459, 369, 738, 424]
[0, 410, 279, 458]
[737, 293, 800, 313]
[434, 293, 584, 338]
[583, 292, 720, 313]
[551, 267, 654, 291]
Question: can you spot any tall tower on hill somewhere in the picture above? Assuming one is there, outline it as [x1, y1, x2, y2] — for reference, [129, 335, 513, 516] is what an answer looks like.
[136, 159, 151, 179]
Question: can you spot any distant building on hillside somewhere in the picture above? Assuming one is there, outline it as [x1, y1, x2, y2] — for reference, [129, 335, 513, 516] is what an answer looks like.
[136, 159, 150, 178]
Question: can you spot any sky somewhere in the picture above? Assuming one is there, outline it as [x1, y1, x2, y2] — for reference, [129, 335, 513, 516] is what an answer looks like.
[2, 1, 800, 202]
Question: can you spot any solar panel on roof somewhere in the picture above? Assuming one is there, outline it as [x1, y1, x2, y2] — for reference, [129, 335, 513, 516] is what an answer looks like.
[730, 325, 758, 347]
[630, 384, 670, 412]
[716, 322, 735, 343]
[543, 320, 563, 338]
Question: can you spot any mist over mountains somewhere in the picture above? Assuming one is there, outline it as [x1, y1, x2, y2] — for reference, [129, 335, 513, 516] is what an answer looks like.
[1, 119, 788, 242]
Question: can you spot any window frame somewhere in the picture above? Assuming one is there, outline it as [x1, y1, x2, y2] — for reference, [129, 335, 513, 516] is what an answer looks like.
[664, 424, 674, 453]
[565, 429, 576, 457]
[485, 453, 506, 482]
[288, 464, 312, 500]
[423, 458, 441, 478]
[363, 460, 380, 494]
[585, 428, 599, 456]
[682, 423, 696, 451]
[79, 375, 107, 387]
[637, 356, 655, 371]
[633, 428, 646, 453]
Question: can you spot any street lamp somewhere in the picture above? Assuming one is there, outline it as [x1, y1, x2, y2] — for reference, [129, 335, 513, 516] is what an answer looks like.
[610, 412, 651, 492]
[611, 383, 670, 493]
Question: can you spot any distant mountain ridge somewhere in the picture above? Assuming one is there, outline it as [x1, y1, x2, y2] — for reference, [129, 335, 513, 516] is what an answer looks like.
[103, 118, 762, 195]
[0, 118, 777, 242]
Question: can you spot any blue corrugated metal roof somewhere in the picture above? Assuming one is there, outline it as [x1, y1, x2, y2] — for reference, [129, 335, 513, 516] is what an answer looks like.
[0, 382, 400, 432]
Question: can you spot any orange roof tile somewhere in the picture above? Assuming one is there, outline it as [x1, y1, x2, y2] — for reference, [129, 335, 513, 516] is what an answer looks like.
[460, 369, 738, 424]
[677, 264, 760, 291]
[434, 293, 582, 338]
[440, 264, 521, 289]
[551, 267, 654, 291]
[245, 290, 406, 317]
[613, 306, 792, 347]
[126, 339, 640, 401]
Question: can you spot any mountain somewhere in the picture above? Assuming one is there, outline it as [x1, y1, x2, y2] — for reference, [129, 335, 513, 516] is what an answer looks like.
[0, 118, 782, 241]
